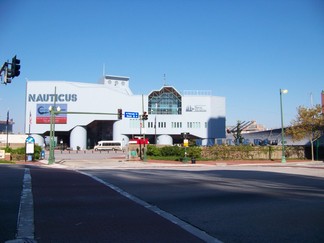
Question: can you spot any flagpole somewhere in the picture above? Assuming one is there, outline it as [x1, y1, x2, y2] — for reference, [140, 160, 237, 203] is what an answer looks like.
[29, 111, 31, 135]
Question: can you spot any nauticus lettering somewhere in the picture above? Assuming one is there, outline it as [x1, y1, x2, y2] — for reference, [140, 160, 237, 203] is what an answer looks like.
[28, 94, 77, 102]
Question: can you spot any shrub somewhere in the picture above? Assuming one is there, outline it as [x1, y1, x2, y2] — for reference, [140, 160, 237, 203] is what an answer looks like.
[187, 146, 202, 158]
[161, 146, 182, 156]
[146, 145, 201, 161]
[147, 145, 161, 156]
[3, 145, 42, 161]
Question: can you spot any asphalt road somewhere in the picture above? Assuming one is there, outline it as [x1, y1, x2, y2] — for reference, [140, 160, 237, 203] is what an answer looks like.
[80, 164, 324, 243]
[0, 165, 25, 241]
[1, 161, 324, 242]
[0, 164, 207, 243]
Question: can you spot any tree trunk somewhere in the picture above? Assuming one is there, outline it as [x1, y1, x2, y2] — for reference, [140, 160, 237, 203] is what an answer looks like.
[310, 140, 314, 161]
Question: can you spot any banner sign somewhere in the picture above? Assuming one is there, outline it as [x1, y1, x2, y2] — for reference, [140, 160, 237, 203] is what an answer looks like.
[36, 104, 68, 124]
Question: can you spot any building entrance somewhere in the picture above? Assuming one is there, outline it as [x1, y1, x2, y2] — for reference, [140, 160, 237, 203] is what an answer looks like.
[87, 120, 115, 148]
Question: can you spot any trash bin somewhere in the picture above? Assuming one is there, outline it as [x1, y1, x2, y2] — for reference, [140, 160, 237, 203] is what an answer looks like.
[191, 157, 196, 164]
[41, 150, 45, 159]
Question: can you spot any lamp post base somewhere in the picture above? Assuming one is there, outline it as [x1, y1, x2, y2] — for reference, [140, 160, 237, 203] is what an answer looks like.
[281, 156, 286, 163]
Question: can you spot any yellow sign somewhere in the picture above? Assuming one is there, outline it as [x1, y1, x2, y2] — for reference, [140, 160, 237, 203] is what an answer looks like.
[184, 139, 189, 147]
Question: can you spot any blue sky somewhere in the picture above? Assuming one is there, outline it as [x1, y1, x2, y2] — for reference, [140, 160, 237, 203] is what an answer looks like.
[0, 0, 323, 133]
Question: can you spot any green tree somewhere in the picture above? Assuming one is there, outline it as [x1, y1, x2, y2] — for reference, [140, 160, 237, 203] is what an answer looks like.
[286, 104, 324, 161]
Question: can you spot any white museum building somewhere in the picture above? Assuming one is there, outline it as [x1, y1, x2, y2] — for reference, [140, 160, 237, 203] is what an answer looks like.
[25, 75, 226, 150]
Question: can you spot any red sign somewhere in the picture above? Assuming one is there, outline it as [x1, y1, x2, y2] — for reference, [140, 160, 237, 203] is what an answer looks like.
[130, 138, 149, 144]
[36, 117, 67, 124]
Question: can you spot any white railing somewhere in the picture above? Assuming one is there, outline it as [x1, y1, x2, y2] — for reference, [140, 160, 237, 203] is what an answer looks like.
[182, 90, 212, 96]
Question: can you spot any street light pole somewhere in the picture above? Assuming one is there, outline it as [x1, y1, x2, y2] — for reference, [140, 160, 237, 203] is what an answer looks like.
[280, 89, 288, 163]
[48, 105, 61, 164]
[48, 106, 55, 164]
[48, 87, 59, 165]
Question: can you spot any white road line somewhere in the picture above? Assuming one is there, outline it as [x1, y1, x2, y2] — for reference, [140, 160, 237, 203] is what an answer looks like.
[15, 168, 35, 241]
[81, 171, 222, 243]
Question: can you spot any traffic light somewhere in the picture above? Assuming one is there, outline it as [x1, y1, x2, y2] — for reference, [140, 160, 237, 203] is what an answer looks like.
[10, 55, 20, 78]
[118, 109, 122, 119]
[181, 132, 190, 139]
[143, 111, 148, 120]
[4, 67, 11, 84]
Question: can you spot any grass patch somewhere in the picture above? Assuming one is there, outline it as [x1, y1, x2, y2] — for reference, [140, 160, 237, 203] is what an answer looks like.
[0, 160, 15, 164]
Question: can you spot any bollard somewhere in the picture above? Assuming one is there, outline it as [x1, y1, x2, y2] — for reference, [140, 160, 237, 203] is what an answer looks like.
[191, 157, 196, 164]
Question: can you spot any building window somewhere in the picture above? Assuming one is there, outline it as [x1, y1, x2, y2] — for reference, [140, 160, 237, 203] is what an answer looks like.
[171, 122, 182, 128]
[148, 87, 182, 115]
[158, 122, 166, 128]
[148, 122, 154, 128]
[186, 121, 201, 129]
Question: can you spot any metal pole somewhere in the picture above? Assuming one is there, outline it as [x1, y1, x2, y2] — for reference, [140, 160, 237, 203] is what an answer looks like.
[280, 89, 287, 163]
[142, 94, 147, 161]
[154, 115, 157, 144]
[143, 116, 147, 162]
[6, 110, 9, 148]
[48, 87, 57, 164]
[48, 108, 55, 164]
[28, 111, 31, 135]
[155, 103, 157, 144]
[6, 122, 9, 148]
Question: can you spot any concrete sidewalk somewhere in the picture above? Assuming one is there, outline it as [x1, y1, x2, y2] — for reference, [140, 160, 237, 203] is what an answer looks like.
[35, 158, 324, 170]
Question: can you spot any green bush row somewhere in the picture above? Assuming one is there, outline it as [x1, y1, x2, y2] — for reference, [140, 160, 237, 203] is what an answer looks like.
[147, 145, 202, 159]
[3, 145, 42, 161]
[201, 145, 305, 160]
[146, 144, 305, 161]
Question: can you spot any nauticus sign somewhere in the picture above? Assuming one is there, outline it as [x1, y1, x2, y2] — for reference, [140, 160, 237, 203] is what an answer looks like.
[28, 93, 78, 102]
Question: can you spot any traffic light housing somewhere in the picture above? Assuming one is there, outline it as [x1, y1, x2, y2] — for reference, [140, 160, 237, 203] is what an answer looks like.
[143, 111, 148, 120]
[4, 67, 11, 84]
[118, 109, 122, 119]
[10, 55, 20, 78]
[181, 132, 190, 139]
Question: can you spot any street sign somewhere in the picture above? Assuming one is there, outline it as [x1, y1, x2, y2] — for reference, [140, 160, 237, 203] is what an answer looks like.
[124, 111, 139, 118]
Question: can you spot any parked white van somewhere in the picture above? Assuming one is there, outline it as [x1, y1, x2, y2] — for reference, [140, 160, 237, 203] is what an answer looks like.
[94, 141, 123, 151]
